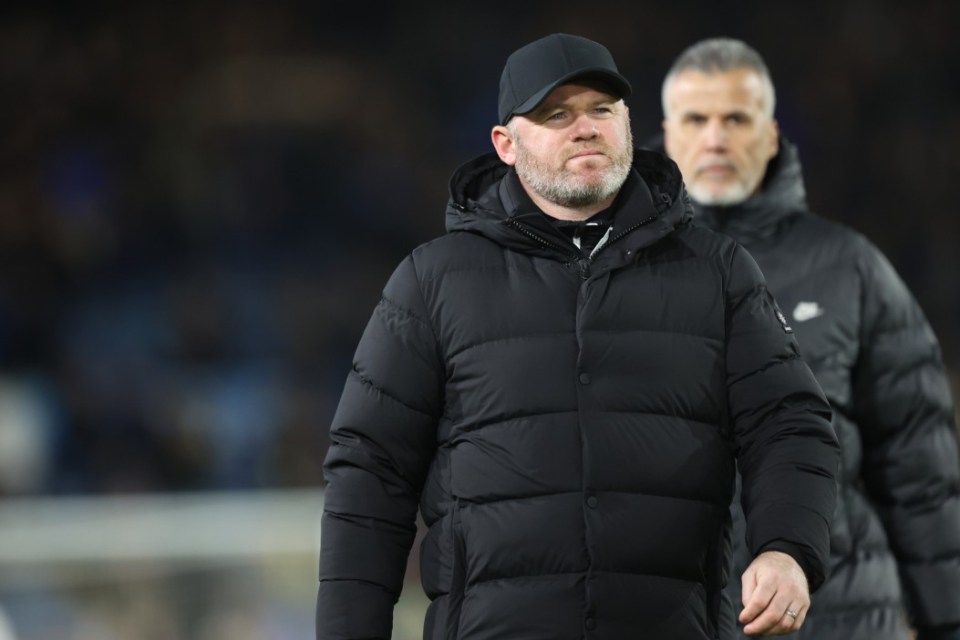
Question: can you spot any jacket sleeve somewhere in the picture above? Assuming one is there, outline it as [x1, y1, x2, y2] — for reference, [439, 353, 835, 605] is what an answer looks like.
[316, 255, 443, 640]
[724, 244, 840, 591]
[851, 241, 960, 633]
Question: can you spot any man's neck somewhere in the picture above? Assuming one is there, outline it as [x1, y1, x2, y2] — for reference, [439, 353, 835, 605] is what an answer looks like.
[523, 185, 617, 221]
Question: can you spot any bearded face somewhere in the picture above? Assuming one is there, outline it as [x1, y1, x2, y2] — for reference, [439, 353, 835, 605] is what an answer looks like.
[493, 84, 635, 217]
[663, 68, 778, 207]
[512, 118, 634, 209]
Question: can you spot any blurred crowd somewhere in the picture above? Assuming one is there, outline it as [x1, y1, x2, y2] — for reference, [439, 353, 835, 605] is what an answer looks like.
[0, 0, 958, 497]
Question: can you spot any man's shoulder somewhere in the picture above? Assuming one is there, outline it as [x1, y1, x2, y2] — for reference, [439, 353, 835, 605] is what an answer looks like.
[789, 212, 887, 265]
[412, 230, 500, 256]
[675, 221, 743, 261]
[407, 230, 504, 276]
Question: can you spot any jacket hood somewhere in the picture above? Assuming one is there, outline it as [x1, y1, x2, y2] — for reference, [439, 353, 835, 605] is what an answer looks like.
[643, 133, 808, 244]
[444, 148, 694, 258]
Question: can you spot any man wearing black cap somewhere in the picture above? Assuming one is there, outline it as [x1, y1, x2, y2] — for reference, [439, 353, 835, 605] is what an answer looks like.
[316, 33, 839, 640]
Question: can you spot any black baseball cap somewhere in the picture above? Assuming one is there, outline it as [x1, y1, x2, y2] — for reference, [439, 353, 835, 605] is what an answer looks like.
[498, 33, 632, 125]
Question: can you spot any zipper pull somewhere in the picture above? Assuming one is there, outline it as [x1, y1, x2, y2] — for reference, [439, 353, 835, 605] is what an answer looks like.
[577, 257, 591, 280]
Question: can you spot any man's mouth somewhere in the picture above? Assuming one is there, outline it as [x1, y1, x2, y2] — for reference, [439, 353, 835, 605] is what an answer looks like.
[569, 148, 607, 161]
[698, 163, 736, 176]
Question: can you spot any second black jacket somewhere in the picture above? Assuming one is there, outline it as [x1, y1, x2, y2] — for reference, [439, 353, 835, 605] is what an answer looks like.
[690, 139, 960, 640]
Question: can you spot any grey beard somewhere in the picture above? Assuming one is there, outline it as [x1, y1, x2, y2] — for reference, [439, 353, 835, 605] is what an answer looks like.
[687, 181, 751, 206]
[518, 160, 631, 208]
[513, 130, 634, 209]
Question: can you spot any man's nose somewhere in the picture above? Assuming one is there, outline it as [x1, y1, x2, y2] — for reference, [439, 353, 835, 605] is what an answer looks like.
[571, 114, 599, 140]
[703, 119, 728, 149]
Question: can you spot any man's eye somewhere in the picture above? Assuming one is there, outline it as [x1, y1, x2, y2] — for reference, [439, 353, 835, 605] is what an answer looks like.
[726, 114, 749, 125]
[684, 114, 707, 125]
[546, 112, 567, 121]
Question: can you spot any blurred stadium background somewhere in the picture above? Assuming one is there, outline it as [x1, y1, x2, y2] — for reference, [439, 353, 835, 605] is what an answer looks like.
[0, 1, 957, 638]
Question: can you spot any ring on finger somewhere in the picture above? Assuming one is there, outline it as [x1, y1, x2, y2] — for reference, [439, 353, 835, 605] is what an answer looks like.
[784, 609, 798, 621]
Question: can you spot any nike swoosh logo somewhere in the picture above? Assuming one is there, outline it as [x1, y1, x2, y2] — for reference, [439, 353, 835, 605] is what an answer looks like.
[793, 302, 825, 322]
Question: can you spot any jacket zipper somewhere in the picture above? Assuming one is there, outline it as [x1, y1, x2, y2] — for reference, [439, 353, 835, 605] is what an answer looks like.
[508, 210, 661, 280]
[506, 219, 591, 279]
[597, 189, 671, 248]
[604, 213, 658, 246]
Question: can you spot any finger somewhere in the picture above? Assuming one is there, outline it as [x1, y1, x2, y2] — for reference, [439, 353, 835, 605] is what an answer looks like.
[741, 564, 757, 607]
[781, 604, 800, 628]
[741, 598, 795, 636]
[738, 578, 775, 624]
[784, 604, 807, 632]
[744, 603, 807, 637]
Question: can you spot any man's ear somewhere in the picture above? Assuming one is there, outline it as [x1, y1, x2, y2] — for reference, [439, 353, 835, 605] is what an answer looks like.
[662, 119, 675, 156]
[491, 125, 517, 166]
[768, 118, 780, 159]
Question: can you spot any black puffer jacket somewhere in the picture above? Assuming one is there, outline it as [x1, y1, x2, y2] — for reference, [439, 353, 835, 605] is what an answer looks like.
[317, 149, 839, 640]
[691, 139, 960, 640]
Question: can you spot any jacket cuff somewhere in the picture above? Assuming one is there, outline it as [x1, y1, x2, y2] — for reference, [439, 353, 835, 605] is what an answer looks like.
[755, 540, 823, 592]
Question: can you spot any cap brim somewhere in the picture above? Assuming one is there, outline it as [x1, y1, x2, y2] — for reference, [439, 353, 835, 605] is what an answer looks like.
[504, 69, 632, 124]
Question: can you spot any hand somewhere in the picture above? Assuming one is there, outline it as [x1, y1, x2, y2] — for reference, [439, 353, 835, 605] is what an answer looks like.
[739, 550, 809, 636]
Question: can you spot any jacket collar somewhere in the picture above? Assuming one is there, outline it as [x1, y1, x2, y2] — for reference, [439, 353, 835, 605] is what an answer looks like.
[693, 137, 808, 243]
[445, 148, 693, 261]
[642, 134, 808, 244]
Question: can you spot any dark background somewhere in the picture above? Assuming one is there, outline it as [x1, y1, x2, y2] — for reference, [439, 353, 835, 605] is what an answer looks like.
[1, 0, 958, 497]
